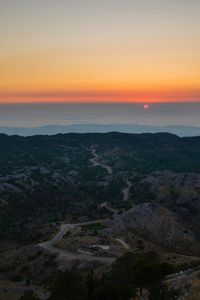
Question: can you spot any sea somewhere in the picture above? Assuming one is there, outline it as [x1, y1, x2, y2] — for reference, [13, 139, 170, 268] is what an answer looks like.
[0, 102, 199, 128]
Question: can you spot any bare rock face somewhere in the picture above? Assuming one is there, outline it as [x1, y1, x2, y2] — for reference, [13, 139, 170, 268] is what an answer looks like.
[120, 202, 200, 255]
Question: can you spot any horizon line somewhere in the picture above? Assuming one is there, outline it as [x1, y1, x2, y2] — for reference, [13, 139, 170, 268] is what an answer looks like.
[0, 100, 200, 105]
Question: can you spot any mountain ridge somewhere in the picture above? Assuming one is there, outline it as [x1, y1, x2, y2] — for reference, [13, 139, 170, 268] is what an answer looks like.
[0, 123, 200, 137]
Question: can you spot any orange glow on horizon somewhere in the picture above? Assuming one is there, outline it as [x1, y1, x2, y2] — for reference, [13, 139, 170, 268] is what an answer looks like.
[0, 89, 199, 104]
[1, 1, 200, 105]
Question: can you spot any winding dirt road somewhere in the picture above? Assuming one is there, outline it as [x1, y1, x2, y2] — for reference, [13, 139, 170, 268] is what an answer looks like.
[115, 238, 130, 250]
[39, 221, 115, 264]
[90, 147, 133, 202]
[39, 148, 132, 264]
[89, 148, 113, 175]
[122, 180, 133, 202]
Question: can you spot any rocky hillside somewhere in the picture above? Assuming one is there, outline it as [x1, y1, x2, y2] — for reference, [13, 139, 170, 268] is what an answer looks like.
[0, 133, 200, 251]
[0, 132, 200, 300]
[120, 203, 200, 256]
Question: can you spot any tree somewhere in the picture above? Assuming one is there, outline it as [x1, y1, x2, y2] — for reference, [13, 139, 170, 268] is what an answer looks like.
[49, 271, 87, 300]
[93, 279, 134, 300]
[19, 290, 40, 300]
[110, 252, 174, 299]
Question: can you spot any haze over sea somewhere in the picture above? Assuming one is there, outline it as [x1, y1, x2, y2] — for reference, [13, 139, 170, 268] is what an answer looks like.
[1, 102, 199, 128]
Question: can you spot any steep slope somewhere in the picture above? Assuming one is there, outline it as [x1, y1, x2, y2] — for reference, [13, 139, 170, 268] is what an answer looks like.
[120, 203, 200, 256]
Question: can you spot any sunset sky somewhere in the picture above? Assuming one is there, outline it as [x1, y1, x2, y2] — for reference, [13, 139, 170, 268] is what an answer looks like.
[0, 0, 200, 103]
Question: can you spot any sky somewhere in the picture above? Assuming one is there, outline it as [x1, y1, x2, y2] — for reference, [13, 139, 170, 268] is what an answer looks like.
[0, 0, 200, 103]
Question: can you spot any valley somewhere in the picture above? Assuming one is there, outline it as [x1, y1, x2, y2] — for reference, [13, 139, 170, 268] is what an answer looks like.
[0, 132, 200, 299]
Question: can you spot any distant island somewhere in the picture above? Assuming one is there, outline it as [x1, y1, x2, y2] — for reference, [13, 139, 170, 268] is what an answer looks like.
[0, 123, 199, 137]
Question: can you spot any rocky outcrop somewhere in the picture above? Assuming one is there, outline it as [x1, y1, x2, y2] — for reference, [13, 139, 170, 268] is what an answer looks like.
[119, 202, 200, 255]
